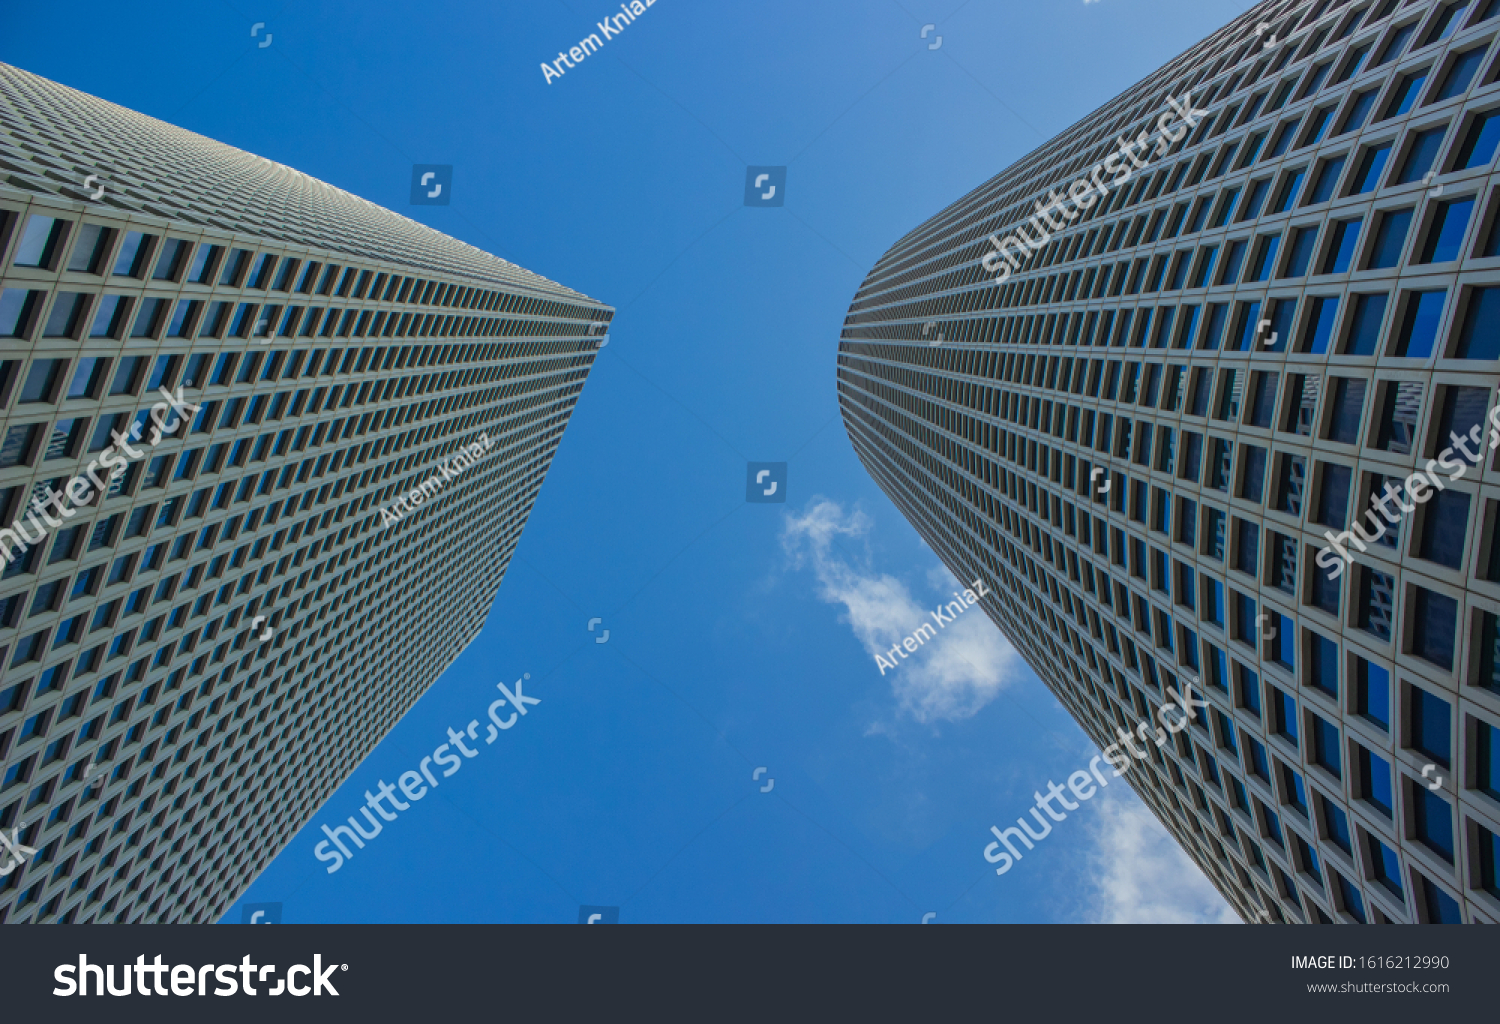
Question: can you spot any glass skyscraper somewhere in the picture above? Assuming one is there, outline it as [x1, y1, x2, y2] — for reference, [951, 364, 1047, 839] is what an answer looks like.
[0, 64, 610, 922]
[840, 0, 1500, 923]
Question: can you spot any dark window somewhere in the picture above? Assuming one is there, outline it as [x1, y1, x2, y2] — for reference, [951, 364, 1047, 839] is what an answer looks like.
[1409, 686, 1451, 768]
[1417, 197, 1474, 263]
[1456, 287, 1500, 359]
[1308, 633, 1339, 698]
[1315, 464, 1351, 528]
[1375, 381, 1422, 453]
[1349, 143, 1390, 193]
[1418, 490, 1469, 569]
[1240, 445, 1267, 501]
[1396, 127, 1447, 184]
[1366, 208, 1412, 269]
[1235, 519, 1259, 577]
[1358, 568, 1395, 641]
[1454, 111, 1500, 170]
[1249, 373, 1278, 428]
[1391, 289, 1445, 357]
[1326, 378, 1366, 443]
[1355, 658, 1390, 729]
[1382, 70, 1429, 120]
[1322, 219, 1363, 273]
[1307, 157, 1347, 204]
[1434, 46, 1486, 102]
[1411, 586, 1457, 670]
[1312, 714, 1342, 778]
[1342, 293, 1387, 355]
[1434, 386, 1487, 464]
[1413, 787, 1454, 862]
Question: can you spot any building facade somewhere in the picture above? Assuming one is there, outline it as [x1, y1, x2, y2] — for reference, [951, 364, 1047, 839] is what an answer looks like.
[840, 0, 1500, 923]
[0, 64, 610, 922]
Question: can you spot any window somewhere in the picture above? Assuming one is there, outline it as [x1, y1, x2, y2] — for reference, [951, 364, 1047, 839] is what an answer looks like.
[1321, 795, 1352, 854]
[1358, 568, 1396, 641]
[1307, 157, 1347, 204]
[1337, 90, 1380, 136]
[1366, 834, 1403, 899]
[1271, 167, 1305, 213]
[1247, 234, 1280, 282]
[1435, 386, 1489, 464]
[12, 215, 66, 269]
[1416, 872, 1464, 922]
[1271, 686, 1298, 744]
[1417, 490, 1468, 569]
[19, 359, 63, 403]
[1312, 714, 1342, 778]
[1454, 111, 1500, 170]
[1395, 127, 1447, 184]
[1308, 633, 1339, 698]
[1322, 219, 1363, 274]
[1408, 686, 1452, 768]
[1412, 786, 1454, 862]
[1276, 228, 1313, 281]
[1356, 658, 1390, 729]
[1326, 378, 1365, 443]
[1374, 380, 1422, 452]
[1356, 744, 1393, 817]
[1366, 208, 1412, 269]
[1411, 586, 1457, 670]
[1382, 70, 1429, 120]
[1433, 46, 1486, 103]
[1456, 287, 1500, 358]
[1341, 293, 1387, 355]
[1390, 289, 1444, 357]
[1314, 464, 1351, 529]
[1418, 197, 1474, 263]
[112, 231, 150, 277]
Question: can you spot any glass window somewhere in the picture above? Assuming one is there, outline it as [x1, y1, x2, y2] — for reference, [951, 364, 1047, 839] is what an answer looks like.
[1411, 586, 1457, 670]
[1456, 287, 1500, 358]
[1367, 209, 1413, 270]
[1357, 744, 1393, 816]
[1342, 293, 1387, 355]
[111, 231, 150, 277]
[1307, 157, 1347, 204]
[1433, 47, 1486, 102]
[1396, 127, 1447, 185]
[1417, 197, 1474, 263]
[65, 223, 109, 273]
[1413, 786, 1454, 862]
[1454, 111, 1500, 170]
[1356, 658, 1391, 729]
[1409, 686, 1452, 767]
[12, 214, 65, 268]
[1282, 226, 1317, 278]
[1382, 70, 1429, 120]
[1322, 219, 1363, 273]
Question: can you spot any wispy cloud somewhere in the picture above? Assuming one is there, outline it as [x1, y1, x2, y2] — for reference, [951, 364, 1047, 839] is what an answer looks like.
[780, 498, 1021, 723]
[1079, 797, 1240, 923]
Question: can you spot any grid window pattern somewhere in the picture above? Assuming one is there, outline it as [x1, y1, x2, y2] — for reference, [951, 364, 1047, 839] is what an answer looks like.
[0, 65, 611, 924]
[838, 0, 1500, 925]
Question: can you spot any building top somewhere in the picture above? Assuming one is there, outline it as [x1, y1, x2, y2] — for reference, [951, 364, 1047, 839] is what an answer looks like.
[0, 63, 595, 302]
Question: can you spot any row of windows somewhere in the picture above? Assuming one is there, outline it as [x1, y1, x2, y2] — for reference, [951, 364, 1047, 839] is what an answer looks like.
[0, 209, 596, 323]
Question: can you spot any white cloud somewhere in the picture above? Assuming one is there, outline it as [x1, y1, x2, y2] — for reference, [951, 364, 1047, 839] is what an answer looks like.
[780, 498, 1021, 723]
[1080, 796, 1241, 923]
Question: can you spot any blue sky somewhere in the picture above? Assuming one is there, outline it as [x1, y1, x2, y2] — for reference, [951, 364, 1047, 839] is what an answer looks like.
[2, 0, 1257, 923]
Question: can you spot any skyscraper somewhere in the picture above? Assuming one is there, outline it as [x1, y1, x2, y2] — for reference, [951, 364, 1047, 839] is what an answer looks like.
[839, 0, 1500, 924]
[0, 64, 610, 923]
